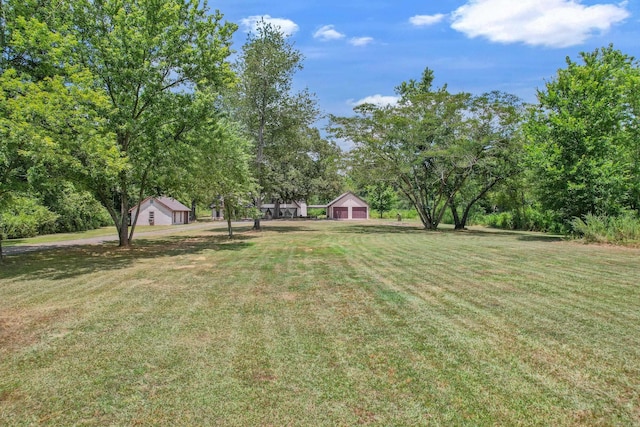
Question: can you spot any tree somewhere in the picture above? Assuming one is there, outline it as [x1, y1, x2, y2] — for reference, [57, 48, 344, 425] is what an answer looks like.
[365, 183, 397, 218]
[526, 45, 640, 223]
[66, 0, 236, 246]
[448, 91, 525, 229]
[0, 0, 112, 260]
[331, 68, 523, 230]
[186, 118, 255, 239]
[230, 21, 318, 230]
[267, 126, 343, 216]
[331, 69, 467, 229]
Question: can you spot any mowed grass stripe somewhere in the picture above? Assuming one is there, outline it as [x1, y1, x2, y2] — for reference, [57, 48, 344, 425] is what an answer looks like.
[1, 220, 639, 425]
[332, 224, 639, 424]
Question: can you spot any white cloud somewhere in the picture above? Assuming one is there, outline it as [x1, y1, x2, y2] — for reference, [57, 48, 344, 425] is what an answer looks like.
[450, 0, 630, 48]
[350, 95, 400, 107]
[349, 37, 374, 47]
[240, 15, 299, 36]
[409, 14, 446, 27]
[313, 25, 345, 41]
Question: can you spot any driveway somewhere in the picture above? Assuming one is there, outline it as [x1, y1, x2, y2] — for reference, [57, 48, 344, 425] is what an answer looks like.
[3, 221, 233, 255]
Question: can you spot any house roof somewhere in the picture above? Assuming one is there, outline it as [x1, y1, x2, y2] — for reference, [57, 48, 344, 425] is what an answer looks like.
[326, 191, 369, 208]
[156, 197, 191, 212]
[130, 196, 191, 212]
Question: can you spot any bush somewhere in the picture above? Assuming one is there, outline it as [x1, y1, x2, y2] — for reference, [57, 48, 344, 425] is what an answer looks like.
[475, 207, 570, 234]
[1, 197, 59, 239]
[572, 213, 640, 245]
[47, 185, 111, 232]
[372, 209, 419, 220]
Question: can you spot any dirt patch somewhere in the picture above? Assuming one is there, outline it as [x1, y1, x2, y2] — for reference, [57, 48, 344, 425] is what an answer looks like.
[280, 292, 298, 302]
[0, 307, 73, 352]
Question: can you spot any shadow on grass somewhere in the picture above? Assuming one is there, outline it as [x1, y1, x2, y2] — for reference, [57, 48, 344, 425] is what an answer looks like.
[338, 222, 565, 242]
[336, 224, 426, 234]
[462, 228, 565, 242]
[256, 224, 313, 233]
[0, 234, 255, 281]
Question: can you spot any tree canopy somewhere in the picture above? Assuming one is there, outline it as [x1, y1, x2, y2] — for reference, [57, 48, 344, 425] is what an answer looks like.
[526, 45, 640, 223]
[331, 68, 524, 230]
[230, 21, 320, 229]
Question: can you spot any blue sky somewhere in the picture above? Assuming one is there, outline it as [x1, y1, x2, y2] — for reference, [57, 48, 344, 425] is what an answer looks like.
[214, 0, 639, 123]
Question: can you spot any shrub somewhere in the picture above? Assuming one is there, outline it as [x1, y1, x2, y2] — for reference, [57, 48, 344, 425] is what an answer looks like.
[371, 209, 420, 220]
[47, 185, 111, 232]
[1, 197, 59, 239]
[572, 213, 640, 245]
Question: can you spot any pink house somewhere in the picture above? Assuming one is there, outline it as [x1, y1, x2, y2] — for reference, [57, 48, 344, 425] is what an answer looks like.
[324, 192, 369, 220]
[130, 196, 191, 226]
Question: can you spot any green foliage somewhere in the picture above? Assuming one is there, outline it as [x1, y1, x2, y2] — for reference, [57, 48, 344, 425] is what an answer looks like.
[65, 0, 237, 245]
[572, 213, 640, 245]
[365, 184, 397, 218]
[526, 45, 640, 222]
[477, 207, 569, 234]
[331, 68, 523, 230]
[372, 208, 420, 220]
[1, 196, 58, 239]
[230, 21, 321, 228]
[43, 183, 111, 233]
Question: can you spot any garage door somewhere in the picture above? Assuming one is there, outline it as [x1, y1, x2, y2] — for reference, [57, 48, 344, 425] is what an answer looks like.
[333, 207, 348, 219]
[352, 207, 367, 219]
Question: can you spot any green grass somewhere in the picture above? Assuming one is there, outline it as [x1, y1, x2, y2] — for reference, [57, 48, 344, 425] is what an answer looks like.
[2, 223, 202, 246]
[1, 221, 638, 425]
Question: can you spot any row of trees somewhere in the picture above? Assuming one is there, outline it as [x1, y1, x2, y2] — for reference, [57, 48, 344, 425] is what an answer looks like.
[331, 69, 524, 230]
[333, 46, 640, 233]
[1, 1, 342, 258]
[2, 0, 637, 258]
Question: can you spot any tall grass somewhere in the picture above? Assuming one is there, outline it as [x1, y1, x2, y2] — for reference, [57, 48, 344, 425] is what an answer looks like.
[572, 213, 640, 245]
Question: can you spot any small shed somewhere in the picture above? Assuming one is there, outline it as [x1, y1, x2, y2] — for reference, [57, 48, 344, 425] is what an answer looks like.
[130, 196, 191, 226]
[327, 192, 369, 220]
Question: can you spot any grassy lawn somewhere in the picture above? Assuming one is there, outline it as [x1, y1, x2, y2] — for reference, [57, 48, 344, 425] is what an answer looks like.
[2, 223, 206, 247]
[0, 221, 638, 425]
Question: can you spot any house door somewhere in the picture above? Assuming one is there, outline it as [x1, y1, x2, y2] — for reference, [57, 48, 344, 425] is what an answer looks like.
[333, 207, 348, 219]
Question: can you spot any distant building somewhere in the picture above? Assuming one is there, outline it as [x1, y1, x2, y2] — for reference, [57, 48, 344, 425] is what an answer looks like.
[326, 192, 369, 219]
[129, 196, 191, 226]
[261, 201, 308, 219]
[308, 192, 369, 220]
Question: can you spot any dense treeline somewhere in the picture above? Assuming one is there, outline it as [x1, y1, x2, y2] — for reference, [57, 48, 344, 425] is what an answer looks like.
[1, 0, 638, 255]
[0, 1, 341, 256]
[334, 46, 640, 243]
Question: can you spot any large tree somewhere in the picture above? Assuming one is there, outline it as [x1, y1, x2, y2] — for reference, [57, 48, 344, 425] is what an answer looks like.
[67, 0, 236, 246]
[526, 45, 640, 222]
[447, 91, 525, 229]
[0, 0, 113, 259]
[230, 22, 318, 229]
[331, 68, 523, 230]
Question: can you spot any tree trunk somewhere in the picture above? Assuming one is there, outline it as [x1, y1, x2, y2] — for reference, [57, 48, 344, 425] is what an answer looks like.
[225, 202, 233, 238]
[274, 199, 280, 219]
[253, 194, 262, 230]
[450, 204, 464, 230]
[191, 199, 197, 222]
[119, 181, 129, 247]
[0, 234, 4, 263]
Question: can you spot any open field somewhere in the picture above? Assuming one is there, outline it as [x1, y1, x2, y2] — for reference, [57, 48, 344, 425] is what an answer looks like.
[1, 221, 638, 425]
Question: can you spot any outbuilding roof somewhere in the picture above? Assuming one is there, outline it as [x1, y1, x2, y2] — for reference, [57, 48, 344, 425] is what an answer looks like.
[326, 192, 369, 207]
[130, 196, 191, 212]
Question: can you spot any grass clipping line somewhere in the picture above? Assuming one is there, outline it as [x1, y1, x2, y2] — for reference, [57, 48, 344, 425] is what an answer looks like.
[0, 220, 638, 426]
